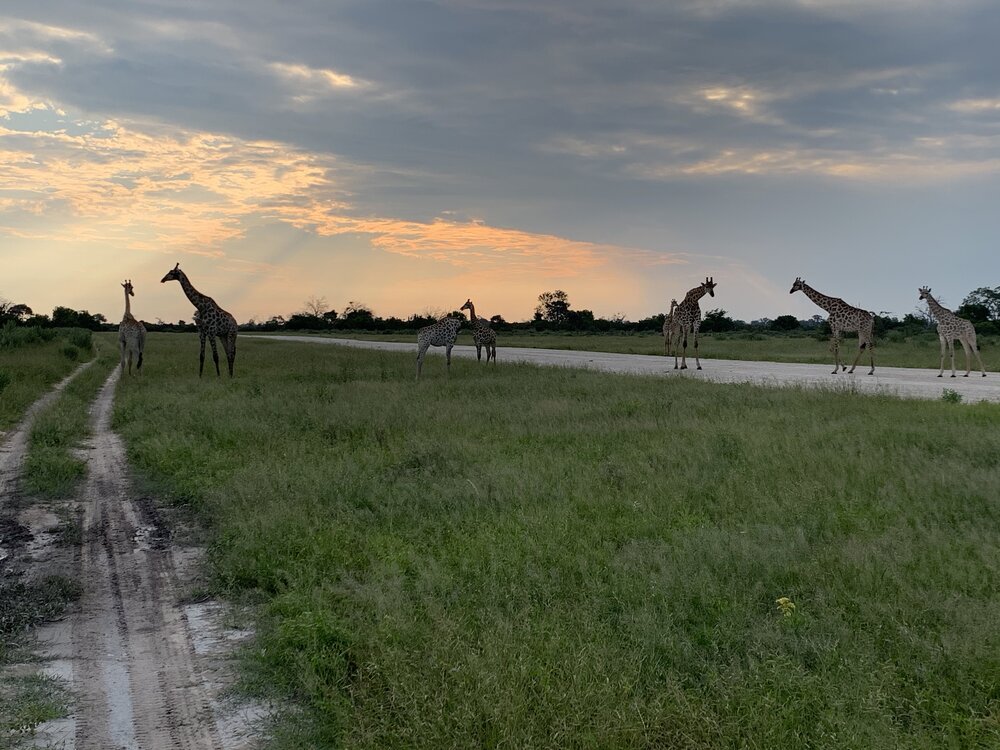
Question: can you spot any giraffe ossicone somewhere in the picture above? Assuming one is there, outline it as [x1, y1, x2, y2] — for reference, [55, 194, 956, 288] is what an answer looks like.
[161, 263, 238, 377]
[918, 286, 986, 378]
[790, 276, 875, 375]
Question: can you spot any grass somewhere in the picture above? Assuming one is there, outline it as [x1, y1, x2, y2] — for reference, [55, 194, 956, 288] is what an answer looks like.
[0, 327, 97, 431]
[114, 333, 1000, 748]
[311, 329, 1000, 370]
[0, 673, 72, 749]
[21, 341, 117, 499]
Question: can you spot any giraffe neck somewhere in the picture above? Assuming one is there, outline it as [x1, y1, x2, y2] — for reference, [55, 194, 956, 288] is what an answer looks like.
[800, 283, 839, 313]
[924, 294, 952, 320]
[467, 303, 478, 324]
[176, 271, 209, 308]
[681, 287, 707, 307]
[123, 288, 132, 317]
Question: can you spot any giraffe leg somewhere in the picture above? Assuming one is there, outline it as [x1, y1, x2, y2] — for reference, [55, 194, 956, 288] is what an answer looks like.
[970, 334, 987, 376]
[958, 338, 972, 377]
[209, 336, 221, 377]
[476, 343, 482, 362]
[199, 332, 207, 377]
[848, 342, 865, 374]
[949, 339, 956, 378]
[416, 341, 429, 380]
[119, 340, 126, 377]
[225, 333, 237, 377]
[137, 349, 143, 375]
[446, 343, 453, 376]
[829, 334, 841, 374]
[937, 334, 946, 377]
[693, 325, 702, 370]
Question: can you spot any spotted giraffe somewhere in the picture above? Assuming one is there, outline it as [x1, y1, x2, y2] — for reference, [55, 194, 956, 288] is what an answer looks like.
[460, 299, 497, 363]
[118, 279, 146, 377]
[416, 316, 462, 380]
[661, 298, 678, 356]
[919, 286, 986, 378]
[790, 277, 875, 375]
[673, 278, 717, 370]
[160, 263, 238, 377]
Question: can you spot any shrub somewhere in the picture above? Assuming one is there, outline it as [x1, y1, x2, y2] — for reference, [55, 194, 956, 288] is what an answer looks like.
[67, 329, 93, 351]
[0, 370, 9, 393]
[61, 345, 79, 361]
[941, 388, 962, 404]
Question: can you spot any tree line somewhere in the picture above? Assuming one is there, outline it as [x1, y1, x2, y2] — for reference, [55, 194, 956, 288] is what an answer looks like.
[3, 286, 999, 336]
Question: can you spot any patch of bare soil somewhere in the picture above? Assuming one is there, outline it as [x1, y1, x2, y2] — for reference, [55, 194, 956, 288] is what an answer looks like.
[3, 367, 267, 749]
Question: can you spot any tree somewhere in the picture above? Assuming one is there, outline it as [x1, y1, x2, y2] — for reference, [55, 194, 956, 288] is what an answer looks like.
[700, 309, 737, 333]
[536, 290, 571, 324]
[0, 300, 32, 324]
[770, 315, 800, 331]
[303, 295, 329, 318]
[961, 287, 1000, 321]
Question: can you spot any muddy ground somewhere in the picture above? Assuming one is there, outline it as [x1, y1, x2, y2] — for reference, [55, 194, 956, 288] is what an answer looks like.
[1, 365, 266, 749]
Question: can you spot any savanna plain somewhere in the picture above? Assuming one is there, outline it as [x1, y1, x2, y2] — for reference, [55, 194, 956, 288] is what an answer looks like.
[97, 332, 1000, 748]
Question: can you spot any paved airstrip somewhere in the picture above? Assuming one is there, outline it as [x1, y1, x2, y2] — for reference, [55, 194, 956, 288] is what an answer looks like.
[258, 336, 1000, 404]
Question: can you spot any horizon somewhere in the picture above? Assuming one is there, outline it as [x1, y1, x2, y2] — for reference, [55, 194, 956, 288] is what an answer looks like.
[2, 2, 998, 324]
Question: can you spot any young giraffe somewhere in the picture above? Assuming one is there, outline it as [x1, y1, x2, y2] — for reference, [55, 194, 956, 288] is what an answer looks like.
[460, 299, 497, 363]
[118, 279, 146, 377]
[918, 286, 986, 378]
[661, 299, 678, 356]
[673, 278, 717, 370]
[160, 263, 238, 377]
[790, 277, 875, 375]
[416, 316, 462, 380]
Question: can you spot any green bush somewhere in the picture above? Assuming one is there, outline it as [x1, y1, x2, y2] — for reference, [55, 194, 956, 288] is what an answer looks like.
[61, 345, 79, 361]
[67, 329, 93, 351]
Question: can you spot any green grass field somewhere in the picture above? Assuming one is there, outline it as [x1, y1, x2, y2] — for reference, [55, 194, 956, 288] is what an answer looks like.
[113, 334, 1000, 748]
[0, 327, 97, 431]
[311, 329, 1000, 370]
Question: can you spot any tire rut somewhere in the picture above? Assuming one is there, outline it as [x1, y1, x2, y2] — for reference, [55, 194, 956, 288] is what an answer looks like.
[64, 367, 225, 750]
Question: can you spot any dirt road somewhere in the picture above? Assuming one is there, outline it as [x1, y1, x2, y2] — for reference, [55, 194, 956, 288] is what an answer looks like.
[4, 366, 261, 749]
[260, 336, 1000, 404]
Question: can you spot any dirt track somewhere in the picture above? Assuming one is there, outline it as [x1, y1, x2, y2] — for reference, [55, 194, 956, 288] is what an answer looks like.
[3, 366, 261, 749]
[259, 336, 1000, 404]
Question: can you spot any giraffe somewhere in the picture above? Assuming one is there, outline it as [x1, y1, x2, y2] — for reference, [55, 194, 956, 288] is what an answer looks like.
[673, 278, 717, 370]
[118, 279, 146, 377]
[790, 277, 875, 375]
[160, 263, 238, 377]
[416, 316, 462, 380]
[919, 286, 986, 378]
[460, 299, 497, 363]
[661, 298, 678, 356]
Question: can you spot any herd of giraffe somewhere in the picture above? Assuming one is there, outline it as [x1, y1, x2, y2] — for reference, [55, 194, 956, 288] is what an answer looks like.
[116, 264, 988, 382]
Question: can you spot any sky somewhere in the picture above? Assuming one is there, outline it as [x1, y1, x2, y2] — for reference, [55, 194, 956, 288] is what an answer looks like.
[1, 0, 998, 325]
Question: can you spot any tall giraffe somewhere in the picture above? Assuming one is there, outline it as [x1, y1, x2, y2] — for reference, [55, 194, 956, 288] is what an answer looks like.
[673, 278, 717, 370]
[919, 286, 986, 378]
[661, 298, 678, 356]
[460, 299, 497, 363]
[790, 277, 875, 375]
[416, 316, 462, 380]
[160, 263, 238, 377]
[118, 279, 146, 377]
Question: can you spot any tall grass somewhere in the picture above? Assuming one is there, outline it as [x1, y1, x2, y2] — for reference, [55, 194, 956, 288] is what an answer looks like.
[114, 334, 1000, 748]
[0, 328, 98, 430]
[323, 329, 1000, 370]
[21, 345, 117, 498]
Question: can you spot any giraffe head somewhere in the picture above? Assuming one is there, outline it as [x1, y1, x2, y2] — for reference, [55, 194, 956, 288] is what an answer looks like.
[702, 277, 717, 297]
[669, 298, 678, 310]
[122, 279, 135, 297]
[160, 263, 182, 283]
[918, 286, 932, 301]
[460, 299, 473, 312]
[790, 277, 805, 294]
